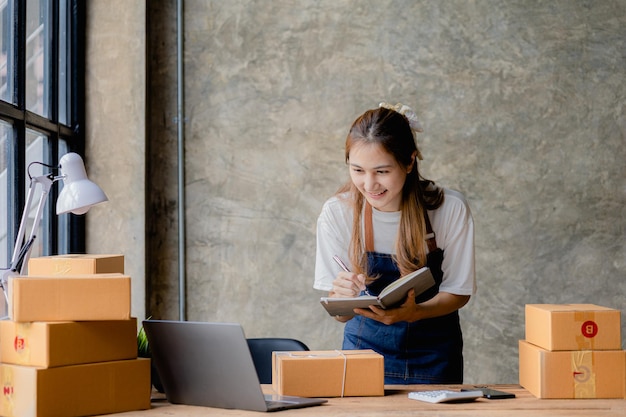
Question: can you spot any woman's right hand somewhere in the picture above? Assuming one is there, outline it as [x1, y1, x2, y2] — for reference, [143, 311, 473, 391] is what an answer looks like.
[329, 271, 367, 298]
[328, 272, 367, 322]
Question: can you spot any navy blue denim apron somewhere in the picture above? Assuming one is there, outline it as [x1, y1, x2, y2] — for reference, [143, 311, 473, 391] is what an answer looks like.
[342, 203, 463, 384]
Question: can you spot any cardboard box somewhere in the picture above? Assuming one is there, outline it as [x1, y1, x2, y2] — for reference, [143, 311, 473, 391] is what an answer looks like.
[0, 358, 151, 417]
[27, 254, 124, 275]
[525, 304, 621, 351]
[272, 349, 384, 397]
[0, 319, 137, 367]
[519, 340, 626, 399]
[8, 274, 131, 322]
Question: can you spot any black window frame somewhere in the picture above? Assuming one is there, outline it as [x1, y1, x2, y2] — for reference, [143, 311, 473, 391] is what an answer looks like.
[1, 0, 86, 267]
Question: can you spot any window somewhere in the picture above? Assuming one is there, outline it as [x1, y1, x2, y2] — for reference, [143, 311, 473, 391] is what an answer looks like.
[0, 0, 85, 271]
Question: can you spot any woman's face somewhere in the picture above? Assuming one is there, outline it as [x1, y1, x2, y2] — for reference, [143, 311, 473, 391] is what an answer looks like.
[348, 141, 411, 212]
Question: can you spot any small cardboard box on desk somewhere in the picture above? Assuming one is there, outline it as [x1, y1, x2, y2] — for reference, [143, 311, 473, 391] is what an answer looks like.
[7, 273, 131, 322]
[524, 303, 622, 351]
[272, 349, 384, 397]
[519, 303, 625, 399]
[27, 253, 125, 276]
[0, 319, 138, 367]
[0, 358, 151, 417]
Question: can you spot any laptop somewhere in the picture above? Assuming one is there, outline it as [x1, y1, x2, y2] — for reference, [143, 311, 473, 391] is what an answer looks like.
[142, 320, 327, 412]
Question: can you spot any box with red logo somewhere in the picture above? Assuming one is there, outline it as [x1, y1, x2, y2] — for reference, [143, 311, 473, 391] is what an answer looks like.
[0, 319, 137, 368]
[0, 358, 151, 417]
[7, 273, 131, 322]
[519, 340, 626, 399]
[525, 304, 621, 351]
[27, 254, 124, 275]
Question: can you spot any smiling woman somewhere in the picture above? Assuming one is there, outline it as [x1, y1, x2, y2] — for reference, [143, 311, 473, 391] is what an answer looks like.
[347, 141, 412, 213]
[314, 102, 476, 385]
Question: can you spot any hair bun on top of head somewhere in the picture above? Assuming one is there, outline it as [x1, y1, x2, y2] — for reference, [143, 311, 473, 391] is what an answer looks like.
[379, 102, 424, 160]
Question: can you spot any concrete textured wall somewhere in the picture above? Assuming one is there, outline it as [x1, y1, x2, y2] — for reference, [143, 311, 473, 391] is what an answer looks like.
[85, 1, 146, 321]
[93, 1, 625, 384]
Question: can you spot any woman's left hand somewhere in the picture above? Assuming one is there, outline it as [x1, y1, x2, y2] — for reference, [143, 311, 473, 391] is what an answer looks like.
[355, 291, 470, 325]
[354, 289, 421, 325]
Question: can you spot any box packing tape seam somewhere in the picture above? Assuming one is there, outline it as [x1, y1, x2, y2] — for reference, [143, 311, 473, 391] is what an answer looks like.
[275, 350, 350, 397]
[571, 350, 596, 398]
[574, 311, 595, 350]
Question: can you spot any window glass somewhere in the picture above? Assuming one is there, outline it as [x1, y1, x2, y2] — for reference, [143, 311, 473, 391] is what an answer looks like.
[24, 128, 48, 261]
[0, 120, 11, 267]
[0, 1, 83, 273]
[0, 1, 14, 104]
[26, 0, 50, 117]
[58, 1, 70, 125]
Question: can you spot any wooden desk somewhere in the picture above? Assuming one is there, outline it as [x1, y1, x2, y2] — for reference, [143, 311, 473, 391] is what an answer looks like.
[109, 384, 626, 417]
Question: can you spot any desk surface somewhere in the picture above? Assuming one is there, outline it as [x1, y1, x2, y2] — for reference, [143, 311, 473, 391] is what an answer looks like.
[109, 384, 626, 417]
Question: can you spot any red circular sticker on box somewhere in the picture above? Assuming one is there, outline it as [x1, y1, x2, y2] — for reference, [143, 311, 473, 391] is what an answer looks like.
[581, 321, 598, 338]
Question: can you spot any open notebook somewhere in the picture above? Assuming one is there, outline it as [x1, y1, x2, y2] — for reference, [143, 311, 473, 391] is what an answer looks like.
[142, 320, 327, 412]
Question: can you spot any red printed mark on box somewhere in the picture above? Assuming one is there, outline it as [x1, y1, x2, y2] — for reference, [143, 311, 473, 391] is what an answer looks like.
[581, 321, 598, 338]
[573, 366, 591, 383]
[13, 336, 25, 352]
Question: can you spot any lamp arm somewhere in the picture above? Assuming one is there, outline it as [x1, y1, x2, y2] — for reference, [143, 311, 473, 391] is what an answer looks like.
[9, 175, 56, 274]
[1, 174, 58, 317]
[10, 177, 43, 268]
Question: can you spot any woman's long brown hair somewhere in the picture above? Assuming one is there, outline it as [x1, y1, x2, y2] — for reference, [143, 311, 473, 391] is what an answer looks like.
[337, 107, 444, 278]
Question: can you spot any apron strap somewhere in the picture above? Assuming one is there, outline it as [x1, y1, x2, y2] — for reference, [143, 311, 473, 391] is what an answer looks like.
[364, 201, 438, 253]
[364, 202, 375, 252]
[424, 211, 439, 253]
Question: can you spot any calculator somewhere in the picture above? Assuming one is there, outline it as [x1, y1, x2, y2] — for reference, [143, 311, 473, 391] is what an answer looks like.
[408, 389, 483, 403]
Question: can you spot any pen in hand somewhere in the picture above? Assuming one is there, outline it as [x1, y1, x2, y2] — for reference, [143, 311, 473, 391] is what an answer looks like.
[333, 255, 369, 296]
[332, 255, 351, 272]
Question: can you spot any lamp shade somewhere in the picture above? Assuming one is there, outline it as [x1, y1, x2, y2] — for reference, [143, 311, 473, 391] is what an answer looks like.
[56, 153, 108, 215]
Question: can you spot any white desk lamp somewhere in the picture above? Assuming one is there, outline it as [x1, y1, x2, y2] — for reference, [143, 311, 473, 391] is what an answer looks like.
[0, 152, 108, 306]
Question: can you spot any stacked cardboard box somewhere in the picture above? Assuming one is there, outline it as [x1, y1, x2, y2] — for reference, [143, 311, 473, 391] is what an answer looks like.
[519, 303, 626, 399]
[0, 254, 151, 417]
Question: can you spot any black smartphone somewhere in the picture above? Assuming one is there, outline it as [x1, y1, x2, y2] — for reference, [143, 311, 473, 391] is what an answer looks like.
[462, 388, 516, 399]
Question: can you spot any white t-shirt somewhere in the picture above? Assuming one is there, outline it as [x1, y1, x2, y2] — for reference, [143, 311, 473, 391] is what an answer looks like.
[314, 188, 476, 296]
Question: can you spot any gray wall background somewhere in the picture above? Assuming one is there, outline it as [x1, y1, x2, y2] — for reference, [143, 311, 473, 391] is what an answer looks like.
[87, 1, 625, 384]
